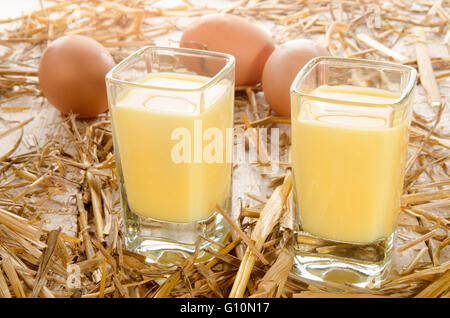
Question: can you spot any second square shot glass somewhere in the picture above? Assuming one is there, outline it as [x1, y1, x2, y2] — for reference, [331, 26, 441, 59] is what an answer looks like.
[289, 57, 417, 288]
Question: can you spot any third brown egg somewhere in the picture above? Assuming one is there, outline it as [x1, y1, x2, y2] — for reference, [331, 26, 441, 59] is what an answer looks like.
[262, 39, 330, 117]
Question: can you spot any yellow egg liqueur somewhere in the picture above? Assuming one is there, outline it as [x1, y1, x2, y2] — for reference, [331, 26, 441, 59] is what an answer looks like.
[111, 72, 233, 223]
[291, 85, 409, 244]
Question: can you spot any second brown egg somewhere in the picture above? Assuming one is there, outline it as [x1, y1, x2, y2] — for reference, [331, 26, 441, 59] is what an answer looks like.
[180, 13, 275, 86]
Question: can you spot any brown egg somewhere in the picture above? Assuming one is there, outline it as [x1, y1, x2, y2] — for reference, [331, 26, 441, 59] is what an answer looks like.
[38, 35, 116, 118]
[180, 13, 275, 86]
[261, 39, 330, 117]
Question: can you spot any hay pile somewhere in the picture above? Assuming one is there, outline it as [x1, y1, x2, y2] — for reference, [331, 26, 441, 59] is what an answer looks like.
[0, 0, 448, 298]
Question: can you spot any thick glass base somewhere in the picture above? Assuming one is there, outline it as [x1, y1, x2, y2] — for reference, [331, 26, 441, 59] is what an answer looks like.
[292, 231, 395, 290]
[121, 186, 231, 266]
[124, 211, 230, 266]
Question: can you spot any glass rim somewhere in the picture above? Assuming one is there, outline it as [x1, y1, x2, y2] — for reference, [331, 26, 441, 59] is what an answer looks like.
[290, 56, 418, 108]
[105, 46, 235, 92]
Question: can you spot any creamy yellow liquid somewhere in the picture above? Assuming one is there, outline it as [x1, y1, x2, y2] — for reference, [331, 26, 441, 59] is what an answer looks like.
[111, 73, 233, 223]
[292, 85, 408, 244]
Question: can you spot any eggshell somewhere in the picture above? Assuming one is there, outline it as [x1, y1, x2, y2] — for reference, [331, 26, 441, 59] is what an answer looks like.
[38, 35, 116, 118]
[180, 13, 275, 86]
[261, 39, 330, 117]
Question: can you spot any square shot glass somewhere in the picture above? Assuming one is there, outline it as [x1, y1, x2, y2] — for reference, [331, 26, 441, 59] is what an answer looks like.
[290, 57, 417, 288]
[106, 46, 235, 265]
